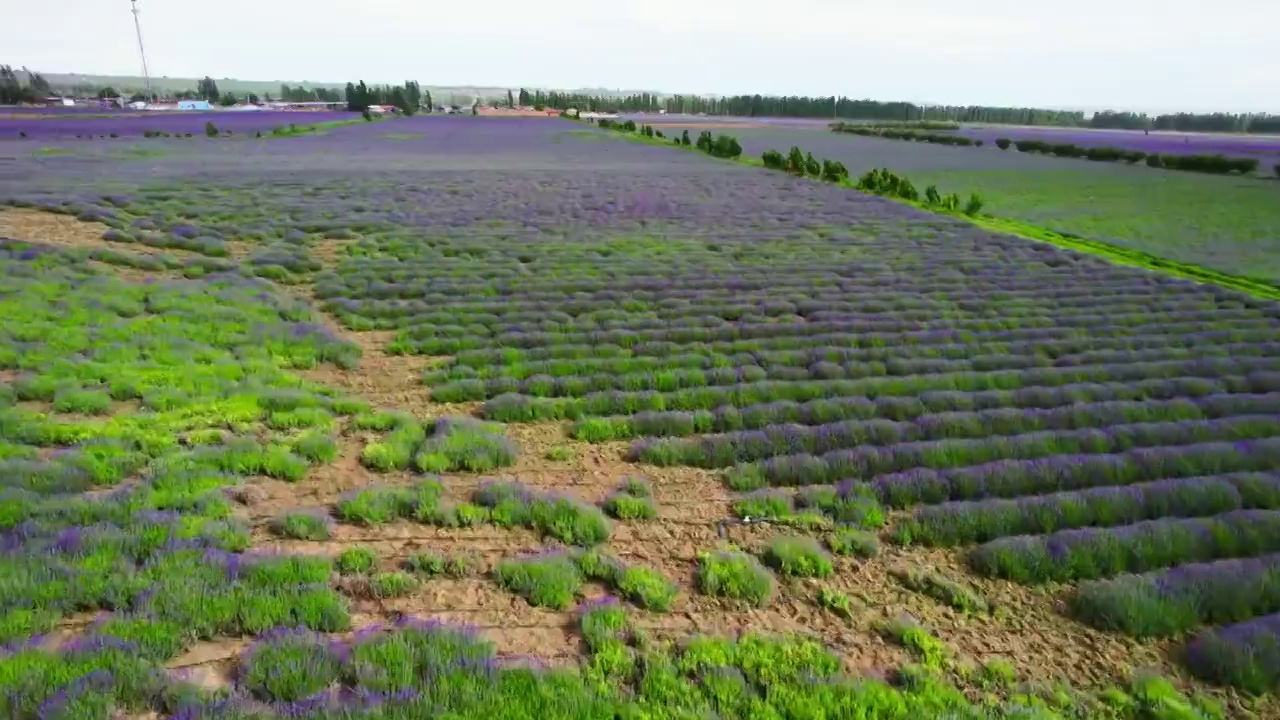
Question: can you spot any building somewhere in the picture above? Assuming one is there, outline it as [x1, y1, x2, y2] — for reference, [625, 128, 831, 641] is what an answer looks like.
[177, 100, 212, 111]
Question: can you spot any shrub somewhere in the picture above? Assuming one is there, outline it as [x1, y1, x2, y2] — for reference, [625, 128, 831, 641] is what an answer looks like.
[762, 535, 834, 578]
[826, 527, 880, 558]
[494, 553, 583, 609]
[405, 551, 475, 578]
[1146, 154, 1164, 168]
[697, 550, 775, 606]
[786, 146, 806, 175]
[890, 566, 988, 614]
[336, 546, 378, 574]
[820, 159, 849, 183]
[995, 138, 1011, 150]
[1184, 614, 1280, 693]
[707, 134, 743, 159]
[544, 445, 574, 461]
[1274, 163, 1280, 179]
[882, 615, 948, 667]
[924, 185, 941, 205]
[804, 152, 821, 177]
[602, 492, 656, 520]
[974, 140, 983, 147]
[818, 587, 855, 619]
[335, 485, 411, 526]
[963, 193, 985, 217]
[238, 628, 340, 703]
[413, 416, 517, 473]
[291, 431, 338, 464]
[762, 149, 785, 170]
[365, 571, 420, 598]
[1072, 555, 1280, 638]
[680, 129, 690, 146]
[269, 510, 333, 540]
[615, 564, 679, 611]
[527, 495, 612, 546]
[204, 121, 219, 138]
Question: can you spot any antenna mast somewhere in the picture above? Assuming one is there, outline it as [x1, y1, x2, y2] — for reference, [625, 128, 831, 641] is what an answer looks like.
[131, 0, 153, 101]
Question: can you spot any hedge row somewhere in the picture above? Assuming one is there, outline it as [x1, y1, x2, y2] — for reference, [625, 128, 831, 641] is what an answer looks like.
[896, 473, 1280, 546]
[722, 415, 1280, 487]
[629, 395, 1280, 468]
[831, 123, 982, 147]
[1002, 138, 1262, 175]
[968, 510, 1280, 583]
[830, 438, 1280, 507]
[1073, 553, 1280, 638]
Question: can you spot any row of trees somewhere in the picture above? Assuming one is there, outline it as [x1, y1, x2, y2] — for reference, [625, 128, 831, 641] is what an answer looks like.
[278, 84, 343, 103]
[0, 65, 51, 105]
[1089, 110, 1280, 134]
[659, 94, 1086, 126]
[344, 81, 429, 115]
[515, 88, 662, 113]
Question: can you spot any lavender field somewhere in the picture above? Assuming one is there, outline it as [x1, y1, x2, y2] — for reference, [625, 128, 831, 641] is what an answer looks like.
[0, 114, 1277, 717]
[728, 126, 1280, 283]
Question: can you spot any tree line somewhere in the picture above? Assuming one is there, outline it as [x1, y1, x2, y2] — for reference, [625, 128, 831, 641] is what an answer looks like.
[660, 95, 1086, 127]
[1089, 110, 1280, 134]
[516, 89, 662, 113]
[344, 81, 429, 115]
[0, 65, 51, 105]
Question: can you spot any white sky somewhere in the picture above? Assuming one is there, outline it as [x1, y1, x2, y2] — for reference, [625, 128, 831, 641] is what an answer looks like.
[5, 0, 1278, 113]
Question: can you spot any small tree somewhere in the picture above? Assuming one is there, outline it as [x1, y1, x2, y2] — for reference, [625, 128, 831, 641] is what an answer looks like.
[197, 76, 220, 103]
[964, 193, 985, 216]
[786, 147, 806, 175]
[995, 138, 1011, 150]
[218, 92, 238, 107]
[204, 121, 219, 137]
[924, 185, 941, 205]
[820, 160, 849, 183]
[680, 130, 691, 147]
[804, 152, 821, 177]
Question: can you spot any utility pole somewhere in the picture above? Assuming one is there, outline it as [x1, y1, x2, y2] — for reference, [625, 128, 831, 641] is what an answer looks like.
[131, 0, 153, 102]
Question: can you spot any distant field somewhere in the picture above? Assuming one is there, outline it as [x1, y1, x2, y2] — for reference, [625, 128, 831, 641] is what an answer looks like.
[734, 128, 1280, 283]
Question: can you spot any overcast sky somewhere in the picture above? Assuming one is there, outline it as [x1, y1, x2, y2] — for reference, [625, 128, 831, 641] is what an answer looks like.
[6, 0, 1278, 113]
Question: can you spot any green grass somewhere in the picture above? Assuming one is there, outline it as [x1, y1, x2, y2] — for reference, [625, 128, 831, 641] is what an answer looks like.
[907, 169, 1280, 284]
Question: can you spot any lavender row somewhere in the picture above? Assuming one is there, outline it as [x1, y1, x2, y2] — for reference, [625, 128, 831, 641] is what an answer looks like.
[1184, 612, 1280, 693]
[632, 394, 1280, 468]
[571, 385, 1278, 442]
[1073, 553, 1280, 638]
[403, 312, 1278, 354]
[967, 510, 1280, 583]
[724, 415, 1280, 486]
[372, 291, 1252, 330]
[481, 362, 1280, 422]
[322, 264, 1251, 304]
[429, 332, 1280, 382]
[897, 473, 1280, 547]
[384, 300, 1267, 338]
[446, 325, 1280, 368]
[432, 341, 1280, 402]
[839, 438, 1280, 507]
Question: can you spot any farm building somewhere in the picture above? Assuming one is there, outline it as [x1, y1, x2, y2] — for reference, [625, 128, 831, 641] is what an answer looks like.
[177, 100, 212, 111]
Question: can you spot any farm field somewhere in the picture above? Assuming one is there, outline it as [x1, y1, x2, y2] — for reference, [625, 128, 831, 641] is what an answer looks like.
[1, 114, 1279, 718]
[731, 127, 1280, 283]
[0, 110, 349, 140]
